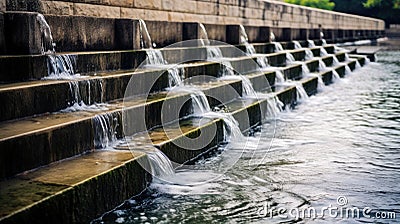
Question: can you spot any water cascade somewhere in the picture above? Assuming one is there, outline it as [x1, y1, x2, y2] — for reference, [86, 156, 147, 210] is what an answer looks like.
[37, 14, 78, 79]
[294, 82, 309, 102]
[115, 141, 175, 178]
[332, 70, 341, 82]
[239, 25, 269, 69]
[189, 88, 211, 115]
[301, 63, 310, 77]
[293, 40, 313, 60]
[68, 81, 82, 106]
[273, 42, 284, 52]
[201, 26, 256, 97]
[345, 65, 352, 75]
[145, 148, 175, 177]
[318, 59, 327, 72]
[36, 14, 55, 54]
[304, 48, 314, 60]
[139, 20, 183, 87]
[198, 23, 210, 47]
[308, 40, 316, 47]
[45, 54, 79, 79]
[265, 95, 284, 118]
[332, 55, 340, 66]
[320, 47, 328, 56]
[171, 85, 244, 143]
[293, 41, 302, 49]
[286, 53, 296, 64]
[239, 25, 256, 55]
[355, 60, 362, 69]
[275, 70, 285, 84]
[37, 14, 108, 113]
[344, 53, 350, 61]
[93, 112, 120, 149]
[305, 73, 325, 92]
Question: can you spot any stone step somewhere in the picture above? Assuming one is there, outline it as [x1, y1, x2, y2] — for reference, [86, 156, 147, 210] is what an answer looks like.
[0, 78, 244, 180]
[0, 56, 308, 179]
[0, 52, 367, 224]
[0, 52, 349, 177]
[0, 48, 325, 121]
[0, 43, 335, 82]
[0, 49, 356, 178]
[0, 150, 149, 224]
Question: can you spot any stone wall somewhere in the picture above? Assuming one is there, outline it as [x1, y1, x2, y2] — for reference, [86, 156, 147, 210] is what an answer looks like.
[2, 0, 385, 31]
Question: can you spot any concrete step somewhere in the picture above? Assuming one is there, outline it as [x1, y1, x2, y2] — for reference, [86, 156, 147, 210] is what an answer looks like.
[0, 77, 245, 179]
[0, 50, 352, 179]
[0, 44, 336, 82]
[0, 150, 150, 224]
[0, 51, 368, 224]
[0, 49, 322, 121]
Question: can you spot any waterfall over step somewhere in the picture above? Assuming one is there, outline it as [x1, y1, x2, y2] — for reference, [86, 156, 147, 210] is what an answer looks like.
[273, 42, 284, 52]
[37, 13, 55, 54]
[239, 25, 256, 55]
[305, 48, 314, 60]
[45, 54, 79, 79]
[306, 73, 325, 92]
[332, 70, 341, 82]
[308, 40, 316, 48]
[94, 112, 120, 149]
[286, 53, 296, 64]
[140, 22, 183, 88]
[320, 47, 328, 56]
[265, 94, 284, 118]
[37, 14, 78, 79]
[275, 70, 285, 84]
[199, 23, 210, 47]
[318, 59, 327, 72]
[62, 79, 107, 112]
[294, 82, 309, 102]
[146, 148, 175, 178]
[202, 27, 256, 97]
[293, 41, 302, 49]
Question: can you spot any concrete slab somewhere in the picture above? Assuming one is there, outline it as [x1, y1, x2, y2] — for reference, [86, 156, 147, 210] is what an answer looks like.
[0, 150, 149, 224]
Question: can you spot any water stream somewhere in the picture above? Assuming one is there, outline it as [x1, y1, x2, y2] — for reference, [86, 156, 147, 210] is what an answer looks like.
[96, 51, 400, 224]
[308, 40, 316, 47]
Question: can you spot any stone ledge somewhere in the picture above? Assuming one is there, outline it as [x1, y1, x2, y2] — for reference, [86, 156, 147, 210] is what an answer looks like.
[0, 150, 150, 224]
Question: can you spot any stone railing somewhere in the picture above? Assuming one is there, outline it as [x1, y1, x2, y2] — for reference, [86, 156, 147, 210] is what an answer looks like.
[2, 0, 385, 31]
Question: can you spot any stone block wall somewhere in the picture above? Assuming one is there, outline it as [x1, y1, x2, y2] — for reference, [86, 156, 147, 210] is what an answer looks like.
[1, 0, 385, 32]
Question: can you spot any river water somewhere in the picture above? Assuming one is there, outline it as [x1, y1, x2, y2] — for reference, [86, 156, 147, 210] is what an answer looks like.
[95, 50, 400, 223]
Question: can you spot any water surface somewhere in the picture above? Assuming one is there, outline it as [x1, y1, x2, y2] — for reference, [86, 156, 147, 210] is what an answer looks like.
[96, 51, 400, 223]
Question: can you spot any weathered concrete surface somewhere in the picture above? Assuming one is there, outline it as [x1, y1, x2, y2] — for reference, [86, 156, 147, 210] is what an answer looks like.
[12, 0, 384, 32]
[1, 12, 143, 54]
[3, 12, 42, 54]
[355, 46, 381, 62]
[0, 12, 4, 54]
[0, 150, 150, 224]
[5, 0, 41, 12]
[0, 0, 5, 11]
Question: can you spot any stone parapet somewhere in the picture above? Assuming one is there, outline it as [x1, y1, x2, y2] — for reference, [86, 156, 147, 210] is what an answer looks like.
[2, 0, 385, 31]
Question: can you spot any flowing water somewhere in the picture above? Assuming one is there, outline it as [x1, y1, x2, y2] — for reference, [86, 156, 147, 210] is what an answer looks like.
[36, 13, 55, 54]
[93, 112, 120, 149]
[308, 40, 316, 48]
[293, 41, 302, 49]
[204, 34, 257, 97]
[95, 51, 400, 223]
[273, 42, 284, 52]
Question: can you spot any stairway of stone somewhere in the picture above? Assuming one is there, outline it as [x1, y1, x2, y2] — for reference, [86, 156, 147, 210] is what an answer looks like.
[0, 13, 369, 224]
